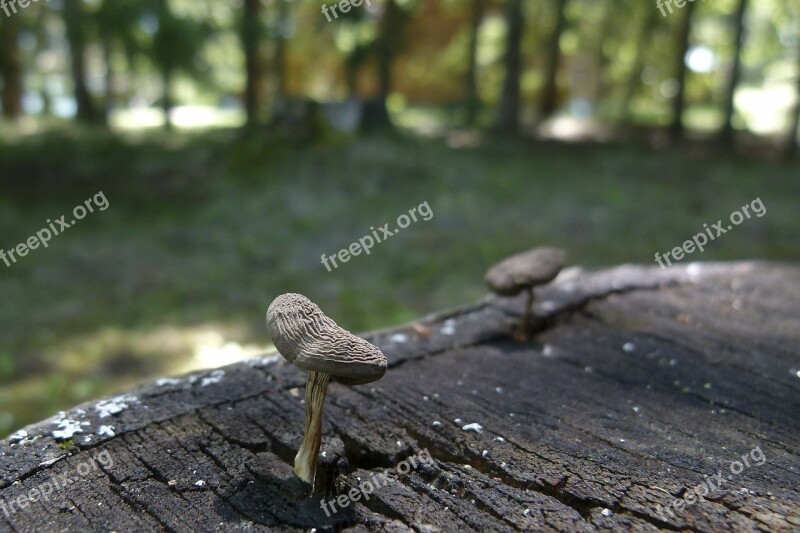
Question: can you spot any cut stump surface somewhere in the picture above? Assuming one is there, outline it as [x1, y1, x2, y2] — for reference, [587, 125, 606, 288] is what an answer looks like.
[2, 262, 799, 532]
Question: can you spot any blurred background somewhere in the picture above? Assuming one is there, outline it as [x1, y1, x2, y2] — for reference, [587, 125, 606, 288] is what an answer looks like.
[0, 0, 799, 438]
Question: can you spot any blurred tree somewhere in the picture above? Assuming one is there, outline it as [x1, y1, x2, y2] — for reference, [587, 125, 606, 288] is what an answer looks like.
[590, 0, 613, 106]
[361, 0, 412, 132]
[95, 0, 146, 125]
[329, 1, 374, 100]
[540, 0, 568, 119]
[788, 39, 800, 159]
[33, 8, 52, 117]
[0, 15, 23, 120]
[241, 0, 263, 126]
[151, 0, 210, 129]
[619, 3, 658, 119]
[64, 0, 100, 123]
[273, 0, 289, 111]
[719, 0, 748, 145]
[464, 0, 485, 126]
[669, 0, 696, 140]
[343, 39, 370, 100]
[494, 0, 523, 135]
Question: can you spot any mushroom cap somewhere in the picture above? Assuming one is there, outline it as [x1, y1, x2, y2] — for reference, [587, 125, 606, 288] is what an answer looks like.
[484, 247, 566, 296]
[266, 293, 387, 385]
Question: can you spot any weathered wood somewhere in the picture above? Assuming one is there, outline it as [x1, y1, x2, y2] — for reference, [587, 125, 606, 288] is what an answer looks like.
[1, 261, 799, 532]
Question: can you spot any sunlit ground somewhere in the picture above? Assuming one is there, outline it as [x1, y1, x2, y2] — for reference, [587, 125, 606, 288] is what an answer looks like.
[110, 106, 246, 131]
[17, 78, 795, 138]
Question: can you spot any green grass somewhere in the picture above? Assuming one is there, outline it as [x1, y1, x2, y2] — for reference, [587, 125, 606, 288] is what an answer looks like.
[1, 128, 798, 438]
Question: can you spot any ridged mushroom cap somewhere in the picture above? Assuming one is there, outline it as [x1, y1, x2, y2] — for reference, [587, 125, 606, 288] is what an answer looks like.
[484, 247, 566, 296]
[266, 293, 387, 385]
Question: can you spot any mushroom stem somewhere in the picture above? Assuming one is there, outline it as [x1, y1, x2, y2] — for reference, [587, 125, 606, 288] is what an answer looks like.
[515, 287, 534, 341]
[294, 370, 330, 488]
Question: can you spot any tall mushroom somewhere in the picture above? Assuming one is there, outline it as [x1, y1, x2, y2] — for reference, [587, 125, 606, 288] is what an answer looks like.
[266, 293, 387, 488]
[485, 247, 566, 340]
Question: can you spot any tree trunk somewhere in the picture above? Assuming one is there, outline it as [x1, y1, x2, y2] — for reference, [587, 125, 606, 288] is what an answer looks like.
[464, 0, 485, 127]
[102, 36, 115, 126]
[273, 0, 288, 115]
[620, 5, 658, 120]
[669, 0, 695, 141]
[719, 0, 748, 145]
[375, 0, 401, 128]
[345, 59, 358, 99]
[162, 66, 174, 130]
[0, 15, 23, 120]
[360, 0, 403, 133]
[64, 0, 98, 123]
[376, 1, 398, 104]
[493, 0, 524, 135]
[242, 0, 262, 127]
[786, 50, 800, 159]
[591, 0, 612, 109]
[540, 0, 568, 119]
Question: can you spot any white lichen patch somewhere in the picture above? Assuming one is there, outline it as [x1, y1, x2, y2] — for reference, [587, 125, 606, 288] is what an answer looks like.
[52, 415, 84, 440]
[440, 319, 456, 336]
[200, 369, 225, 387]
[245, 354, 282, 367]
[156, 378, 181, 386]
[95, 395, 138, 418]
[622, 342, 636, 353]
[98, 425, 116, 437]
[8, 430, 28, 442]
[389, 333, 408, 343]
[462, 423, 484, 433]
[539, 300, 557, 312]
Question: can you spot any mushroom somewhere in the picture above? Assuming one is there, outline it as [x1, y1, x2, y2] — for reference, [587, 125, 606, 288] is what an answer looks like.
[484, 247, 566, 340]
[266, 293, 387, 488]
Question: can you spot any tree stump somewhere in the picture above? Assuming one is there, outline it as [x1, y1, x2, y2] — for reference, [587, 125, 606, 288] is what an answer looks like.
[2, 262, 799, 532]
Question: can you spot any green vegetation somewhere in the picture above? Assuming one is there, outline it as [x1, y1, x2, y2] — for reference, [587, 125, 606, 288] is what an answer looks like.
[1, 128, 798, 437]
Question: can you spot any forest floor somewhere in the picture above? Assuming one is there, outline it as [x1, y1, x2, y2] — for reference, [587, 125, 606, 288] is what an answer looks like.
[0, 126, 798, 438]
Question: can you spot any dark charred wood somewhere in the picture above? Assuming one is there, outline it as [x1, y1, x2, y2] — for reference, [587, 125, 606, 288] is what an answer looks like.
[2, 262, 799, 532]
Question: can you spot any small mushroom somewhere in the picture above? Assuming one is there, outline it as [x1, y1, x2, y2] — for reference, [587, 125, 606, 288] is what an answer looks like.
[484, 247, 566, 340]
[266, 293, 387, 488]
